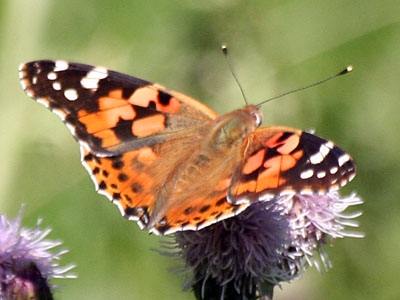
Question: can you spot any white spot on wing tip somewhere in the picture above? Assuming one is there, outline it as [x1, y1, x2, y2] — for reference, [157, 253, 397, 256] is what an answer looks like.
[18, 63, 25, 72]
[25, 90, 34, 98]
[20, 79, 27, 89]
[348, 173, 356, 182]
[310, 152, 324, 165]
[325, 141, 334, 148]
[93, 66, 108, 75]
[338, 154, 351, 167]
[300, 169, 314, 179]
[52, 108, 67, 120]
[310, 142, 333, 165]
[340, 178, 349, 187]
[330, 166, 338, 174]
[65, 122, 77, 135]
[37, 98, 50, 108]
[52, 82, 61, 91]
[80, 66, 109, 90]
[330, 184, 340, 191]
[47, 71, 57, 80]
[64, 88, 78, 101]
[54, 60, 69, 72]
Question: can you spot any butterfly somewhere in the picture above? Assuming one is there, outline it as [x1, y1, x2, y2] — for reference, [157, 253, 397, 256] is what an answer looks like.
[19, 60, 356, 235]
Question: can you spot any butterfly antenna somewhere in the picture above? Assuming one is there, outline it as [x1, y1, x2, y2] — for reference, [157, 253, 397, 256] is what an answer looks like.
[257, 65, 353, 107]
[222, 44, 249, 105]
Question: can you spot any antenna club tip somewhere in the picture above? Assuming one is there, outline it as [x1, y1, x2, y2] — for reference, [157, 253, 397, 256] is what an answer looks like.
[221, 44, 228, 54]
[346, 65, 354, 72]
[337, 65, 354, 76]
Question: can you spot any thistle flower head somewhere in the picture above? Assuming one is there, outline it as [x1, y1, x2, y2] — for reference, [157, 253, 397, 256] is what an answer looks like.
[0, 210, 75, 299]
[279, 192, 364, 272]
[174, 191, 363, 300]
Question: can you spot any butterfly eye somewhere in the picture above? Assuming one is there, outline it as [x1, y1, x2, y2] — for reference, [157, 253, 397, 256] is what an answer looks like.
[252, 109, 263, 127]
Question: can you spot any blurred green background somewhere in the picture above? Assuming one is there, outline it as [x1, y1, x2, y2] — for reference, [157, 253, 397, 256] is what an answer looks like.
[1, 0, 399, 299]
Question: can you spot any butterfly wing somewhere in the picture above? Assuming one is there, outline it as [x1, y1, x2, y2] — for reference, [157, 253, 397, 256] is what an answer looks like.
[19, 60, 218, 156]
[228, 127, 356, 204]
[19, 60, 224, 235]
[82, 143, 250, 235]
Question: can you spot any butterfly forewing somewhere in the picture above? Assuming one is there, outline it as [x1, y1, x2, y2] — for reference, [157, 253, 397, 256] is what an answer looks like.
[19, 60, 217, 156]
[228, 128, 356, 204]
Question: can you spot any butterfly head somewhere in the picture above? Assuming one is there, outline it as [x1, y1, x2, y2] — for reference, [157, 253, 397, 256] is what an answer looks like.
[243, 105, 263, 127]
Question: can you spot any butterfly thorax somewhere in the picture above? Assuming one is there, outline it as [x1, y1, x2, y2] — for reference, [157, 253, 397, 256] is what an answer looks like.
[148, 105, 263, 228]
[211, 105, 263, 151]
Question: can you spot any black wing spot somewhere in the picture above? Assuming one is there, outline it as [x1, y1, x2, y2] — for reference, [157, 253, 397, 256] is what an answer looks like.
[118, 173, 129, 182]
[199, 205, 211, 213]
[195, 220, 206, 229]
[123, 194, 132, 204]
[114, 118, 136, 139]
[112, 160, 124, 169]
[216, 198, 226, 207]
[158, 91, 172, 105]
[131, 182, 143, 193]
[99, 181, 107, 190]
[183, 206, 194, 215]
[180, 221, 190, 228]
[125, 207, 137, 217]
[276, 132, 294, 144]
[83, 153, 93, 161]
[231, 205, 242, 213]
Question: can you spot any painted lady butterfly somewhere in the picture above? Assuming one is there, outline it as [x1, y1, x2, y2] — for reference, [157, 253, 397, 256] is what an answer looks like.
[19, 60, 356, 235]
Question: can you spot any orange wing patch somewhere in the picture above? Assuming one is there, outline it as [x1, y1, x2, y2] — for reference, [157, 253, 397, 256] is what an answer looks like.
[128, 86, 181, 114]
[228, 129, 303, 203]
[76, 86, 184, 151]
[131, 114, 166, 137]
[242, 149, 266, 174]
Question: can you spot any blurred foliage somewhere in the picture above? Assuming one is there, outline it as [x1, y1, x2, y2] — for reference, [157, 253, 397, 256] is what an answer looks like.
[1, 0, 399, 299]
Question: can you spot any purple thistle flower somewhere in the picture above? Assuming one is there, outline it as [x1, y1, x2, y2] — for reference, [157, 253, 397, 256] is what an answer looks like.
[173, 191, 363, 300]
[0, 210, 75, 300]
[278, 192, 363, 272]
